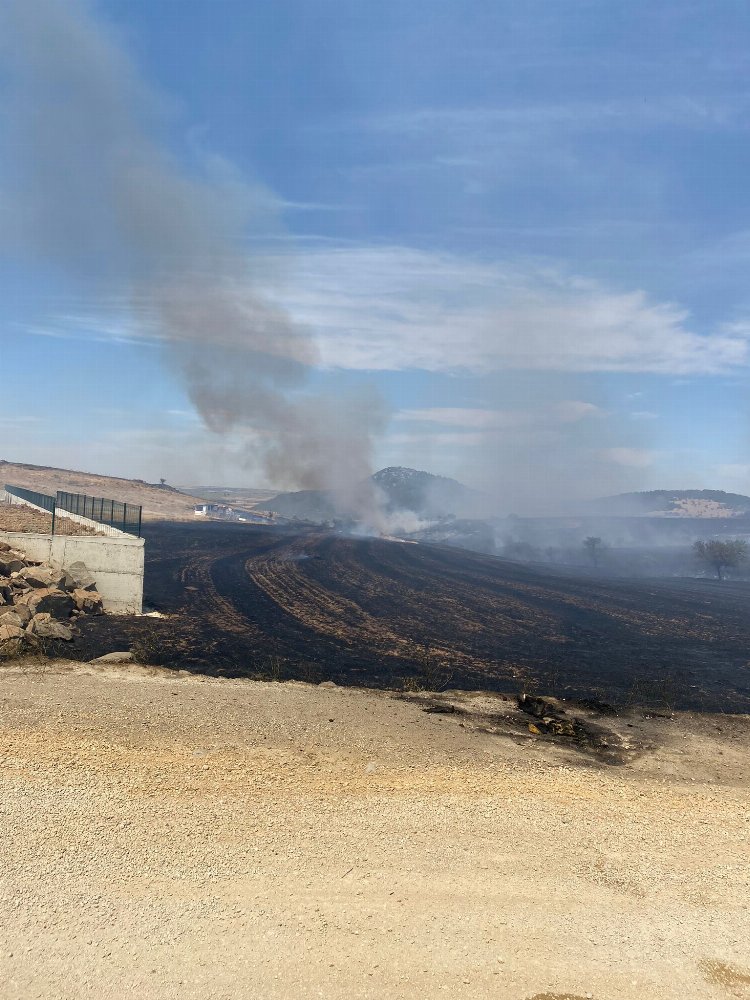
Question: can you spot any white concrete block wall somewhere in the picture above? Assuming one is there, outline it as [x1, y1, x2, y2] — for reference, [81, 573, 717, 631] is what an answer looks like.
[0, 530, 145, 614]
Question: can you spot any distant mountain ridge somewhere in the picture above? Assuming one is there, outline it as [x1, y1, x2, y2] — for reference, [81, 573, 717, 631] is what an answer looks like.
[263, 467, 480, 523]
[594, 489, 750, 518]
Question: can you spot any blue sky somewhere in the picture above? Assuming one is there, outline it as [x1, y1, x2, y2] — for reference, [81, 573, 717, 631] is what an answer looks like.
[1, 0, 749, 508]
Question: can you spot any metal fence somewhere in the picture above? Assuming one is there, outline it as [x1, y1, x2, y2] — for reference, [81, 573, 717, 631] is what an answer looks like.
[3, 484, 56, 514]
[56, 492, 142, 537]
[4, 484, 142, 537]
[3, 484, 57, 532]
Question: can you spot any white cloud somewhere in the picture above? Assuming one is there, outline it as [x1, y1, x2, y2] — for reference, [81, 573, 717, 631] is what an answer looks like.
[554, 400, 604, 422]
[23, 244, 750, 377]
[364, 96, 748, 136]
[274, 246, 747, 375]
[397, 401, 603, 430]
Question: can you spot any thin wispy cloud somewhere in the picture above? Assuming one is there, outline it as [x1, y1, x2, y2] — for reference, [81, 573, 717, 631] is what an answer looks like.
[360, 96, 750, 136]
[397, 402, 603, 430]
[271, 246, 750, 375]
[27, 244, 750, 378]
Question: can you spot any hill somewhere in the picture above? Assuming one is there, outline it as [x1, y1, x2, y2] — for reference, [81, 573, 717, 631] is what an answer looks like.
[0, 459, 206, 521]
[263, 466, 480, 523]
[593, 489, 750, 518]
[372, 466, 480, 517]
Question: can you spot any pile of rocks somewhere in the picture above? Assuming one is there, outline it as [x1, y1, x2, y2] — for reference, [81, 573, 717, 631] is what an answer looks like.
[0, 540, 103, 652]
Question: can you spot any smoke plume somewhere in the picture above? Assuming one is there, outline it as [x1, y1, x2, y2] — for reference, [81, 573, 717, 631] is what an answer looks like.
[0, 0, 387, 524]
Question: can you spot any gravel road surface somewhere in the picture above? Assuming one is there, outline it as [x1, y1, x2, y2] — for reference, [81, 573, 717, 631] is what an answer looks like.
[1, 660, 748, 999]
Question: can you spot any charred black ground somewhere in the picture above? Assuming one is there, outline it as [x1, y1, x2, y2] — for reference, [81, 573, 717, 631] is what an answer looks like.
[71, 520, 750, 713]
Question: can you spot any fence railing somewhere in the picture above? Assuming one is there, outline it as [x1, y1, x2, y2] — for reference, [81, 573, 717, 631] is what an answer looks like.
[3, 484, 55, 514]
[4, 484, 142, 537]
[56, 491, 142, 537]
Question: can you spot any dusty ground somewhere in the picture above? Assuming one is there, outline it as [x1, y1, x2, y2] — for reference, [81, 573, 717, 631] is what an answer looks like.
[1, 660, 748, 999]
[0, 504, 99, 536]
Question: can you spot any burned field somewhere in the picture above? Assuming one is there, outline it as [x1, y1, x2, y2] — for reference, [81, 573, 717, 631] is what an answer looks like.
[75, 521, 750, 712]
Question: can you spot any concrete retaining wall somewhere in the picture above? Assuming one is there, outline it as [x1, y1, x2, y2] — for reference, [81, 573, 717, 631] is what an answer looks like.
[0, 530, 144, 614]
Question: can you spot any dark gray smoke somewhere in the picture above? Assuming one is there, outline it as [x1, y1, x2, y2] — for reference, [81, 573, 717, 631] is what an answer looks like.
[0, 0, 387, 525]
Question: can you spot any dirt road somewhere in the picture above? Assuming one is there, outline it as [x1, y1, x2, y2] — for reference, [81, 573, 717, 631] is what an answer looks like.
[1, 661, 748, 999]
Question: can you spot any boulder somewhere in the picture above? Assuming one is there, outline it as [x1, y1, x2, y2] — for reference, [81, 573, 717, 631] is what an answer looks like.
[0, 637, 25, 657]
[0, 611, 26, 629]
[0, 556, 26, 576]
[90, 651, 134, 664]
[19, 588, 75, 620]
[66, 561, 97, 591]
[57, 571, 79, 592]
[72, 589, 104, 614]
[1, 604, 32, 626]
[0, 540, 12, 552]
[27, 613, 73, 641]
[0, 622, 25, 642]
[17, 565, 58, 589]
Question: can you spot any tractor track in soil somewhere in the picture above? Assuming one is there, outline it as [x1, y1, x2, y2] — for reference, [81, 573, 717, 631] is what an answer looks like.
[71, 521, 750, 711]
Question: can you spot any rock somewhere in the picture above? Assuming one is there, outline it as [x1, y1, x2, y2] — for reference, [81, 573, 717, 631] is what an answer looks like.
[517, 693, 560, 719]
[27, 613, 73, 641]
[0, 611, 26, 629]
[1, 604, 32, 626]
[547, 718, 578, 737]
[0, 540, 12, 552]
[0, 557, 26, 576]
[90, 651, 134, 664]
[72, 589, 104, 615]
[0, 637, 25, 657]
[57, 571, 79, 592]
[20, 588, 75, 620]
[66, 561, 97, 591]
[0, 622, 26, 642]
[17, 566, 58, 589]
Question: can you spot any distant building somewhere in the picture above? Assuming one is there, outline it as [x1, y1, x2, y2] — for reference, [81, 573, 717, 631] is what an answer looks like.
[194, 503, 228, 517]
[194, 503, 275, 524]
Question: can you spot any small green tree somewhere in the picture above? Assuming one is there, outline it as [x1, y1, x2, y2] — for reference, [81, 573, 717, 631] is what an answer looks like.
[583, 536, 603, 567]
[693, 538, 748, 580]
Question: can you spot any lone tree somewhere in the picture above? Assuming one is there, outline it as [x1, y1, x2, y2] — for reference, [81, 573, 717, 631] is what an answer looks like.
[583, 536, 603, 567]
[693, 538, 748, 580]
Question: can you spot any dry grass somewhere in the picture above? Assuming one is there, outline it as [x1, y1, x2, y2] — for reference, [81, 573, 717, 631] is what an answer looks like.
[1, 459, 206, 520]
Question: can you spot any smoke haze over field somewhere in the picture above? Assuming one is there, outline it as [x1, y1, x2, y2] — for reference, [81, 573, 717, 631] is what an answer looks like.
[2, 0, 747, 513]
[0, 0, 387, 526]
